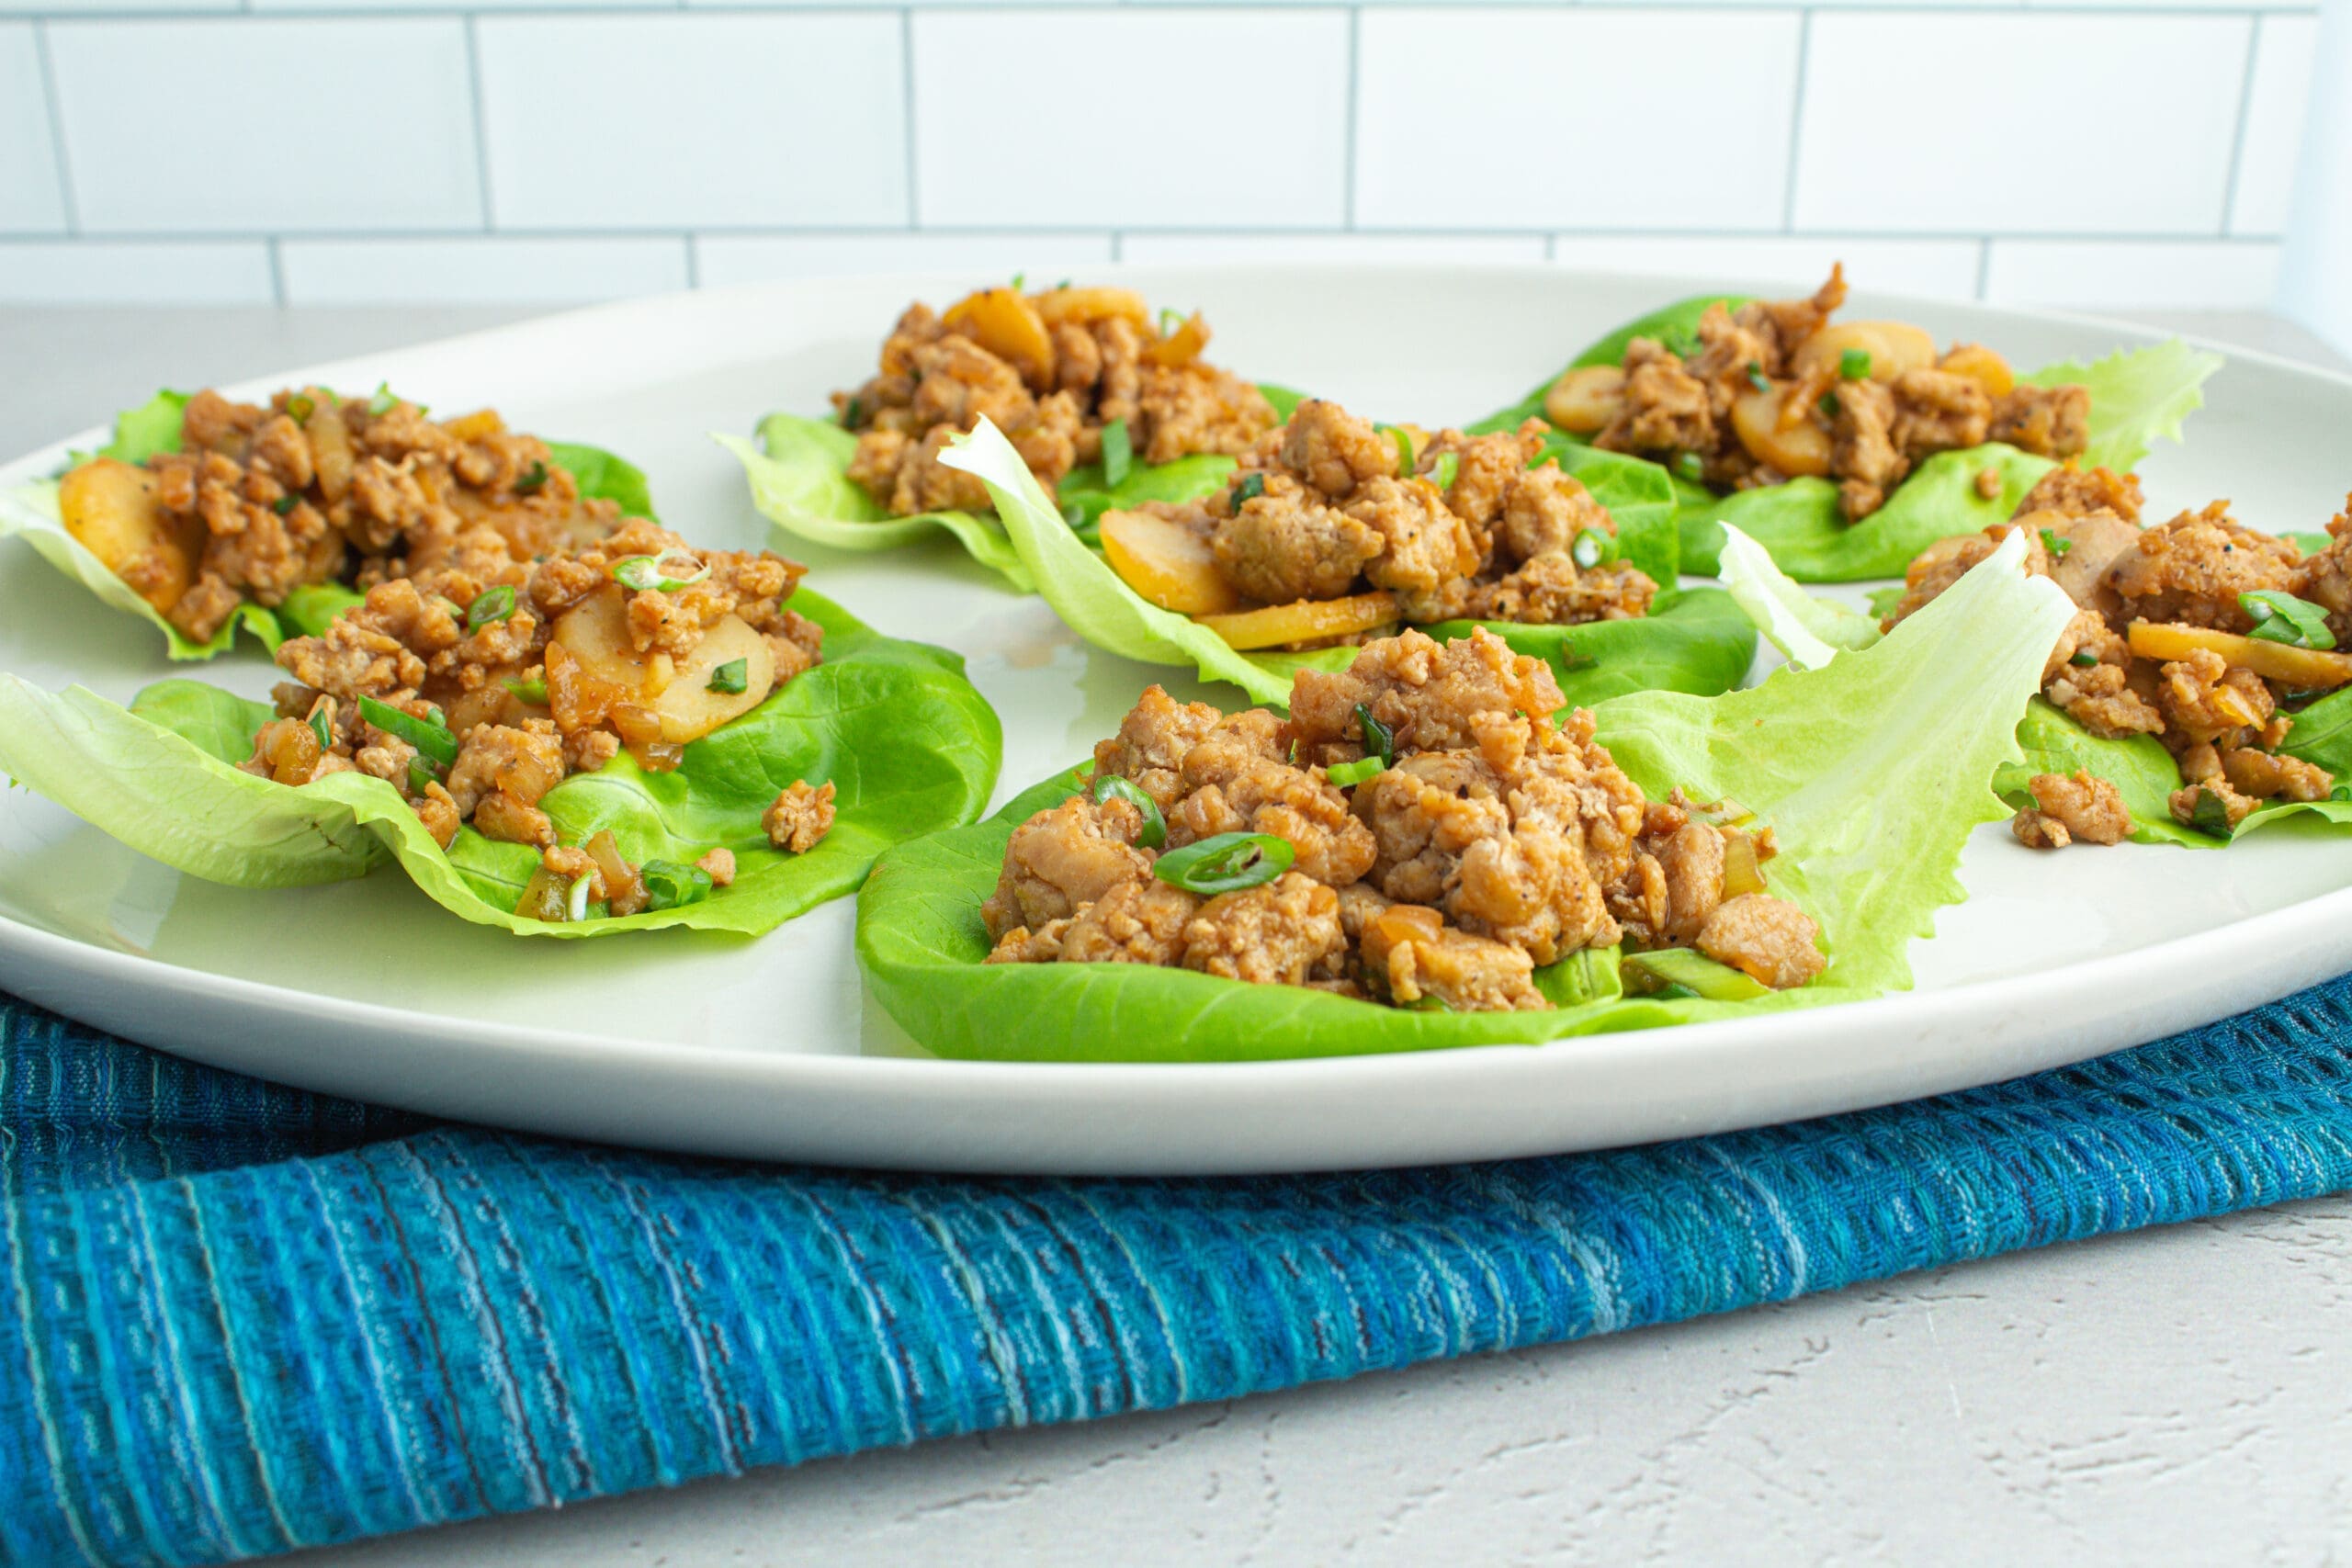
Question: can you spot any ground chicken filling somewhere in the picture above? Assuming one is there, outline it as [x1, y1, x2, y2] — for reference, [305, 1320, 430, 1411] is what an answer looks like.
[59, 387, 629, 644]
[1546, 266, 2089, 522]
[237, 513, 835, 920]
[1098, 399, 1658, 652]
[834, 283, 1277, 517]
[1885, 469, 2352, 845]
[980, 627, 1826, 1010]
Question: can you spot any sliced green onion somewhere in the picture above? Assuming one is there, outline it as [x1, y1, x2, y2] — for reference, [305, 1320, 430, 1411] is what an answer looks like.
[286, 392, 315, 424]
[357, 694, 458, 767]
[1159, 307, 1184, 337]
[1430, 452, 1460, 492]
[1672, 451, 1705, 484]
[1232, 471, 1266, 507]
[707, 658, 748, 695]
[1654, 982, 1701, 1001]
[1386, 425, 1413, 478]
[1818, 391, 1841, 420]
[1060, 502, 1089, 529]
[465, 583, 516, 633]
[2188, 785, 2236, 839]
[1570, 528, 1611, 570]
[368, 382, 399, 417]
[1101, 419, 1133, 488]
[512, 459, 548, 495]
[1010, 271, 1026, 290]
[307, 706, 333, 752]
[1153, 831, 1294, 896]
[1622, 948, 1770, 1001]
[842, 397, 865, 429]
[2242, 590, 2336, 649]
[1403, 992, 1454, 1012]
[1745, 361, 1770, 393]
[2333, 784, 2352, 804]
[1054, 278, 1071, 291]
[641, 859, 714, 911]
[503, 674, 548, 706]
[2069, 649, 2100, 668]
[1838, 348, 1871, 381]
[1355, 703, 1394, 768]
[1091, 774, 1167, 849]
[273, 494, 299, 516]
[407, 756, 438, 796]
[1327, 756, 1385, 788]
[566, 872, 595, 923]
[613, 549, 711, 593]
[2039, 528, 2073, 558]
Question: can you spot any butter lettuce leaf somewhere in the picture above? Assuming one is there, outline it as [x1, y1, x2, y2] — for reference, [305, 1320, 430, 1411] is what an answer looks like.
[857, 534, 2071, 1063]
[0, 589, 1001, 937]
[942, 418, 1747, 708]
[2, 389, 655, 660]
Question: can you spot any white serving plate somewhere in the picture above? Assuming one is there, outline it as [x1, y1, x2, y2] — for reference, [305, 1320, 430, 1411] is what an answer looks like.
[3, 265, 2349, 1176]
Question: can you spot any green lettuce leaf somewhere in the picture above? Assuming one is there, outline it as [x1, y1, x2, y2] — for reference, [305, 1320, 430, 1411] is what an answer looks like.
[941, 419, 1750, 708]
[1716, 523, 1881, 671]
[856, 533, 2072, 1063]
[2020, 338, 2223, 475]
[1, 389, 657, 660]
[0, 589, 1001, 937]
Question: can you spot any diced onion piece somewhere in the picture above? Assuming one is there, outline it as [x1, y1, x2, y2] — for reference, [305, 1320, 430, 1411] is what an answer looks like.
[1101, 508, 1246, 615]
[944, 286, 1056, 387]
[60, 457, 202, 615]
[1937, 343, 2016, 400]
[1789, 321, 1938, 384]
[2127, 620, 2352, 691]
[1730, 386, 1832, 478]
[1196, 592, 1399, 651]
[583, 829, 643, 912]
[514, 864, 570, 922]
[1543, 366, 1627, 435]
[1720, 832, 1767, 898]
[1033, 286, 1149, 330]
[1143, 310, 1210, 367]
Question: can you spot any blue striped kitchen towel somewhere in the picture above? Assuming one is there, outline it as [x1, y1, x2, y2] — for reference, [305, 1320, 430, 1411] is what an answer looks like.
[7, 976, 2352, 1568]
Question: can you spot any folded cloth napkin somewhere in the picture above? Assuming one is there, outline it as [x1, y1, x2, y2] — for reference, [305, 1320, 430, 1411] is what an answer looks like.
[6, 978, 2352, 1568]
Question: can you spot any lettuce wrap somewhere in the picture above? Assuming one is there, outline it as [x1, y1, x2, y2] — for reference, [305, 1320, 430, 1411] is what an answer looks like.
[855, 532, 2071, 1064]
[0, 589, 1001, 937]
[1473, 293, 2222, 581]
[0, 390, 656, 660]
[720, 387, 1307, 592]
[939, 418, 1753, 709]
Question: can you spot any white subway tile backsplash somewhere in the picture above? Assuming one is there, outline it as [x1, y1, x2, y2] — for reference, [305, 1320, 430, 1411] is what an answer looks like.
[1984, 241, 2281, 310]
[0, 26, 64, 234]
[478, 16, 907, 231]
[695, 232, 1114, 289]
[1794, 14, 2250, 237]
[1355, 9, 1801, 233]
[0, 0, 235, 15]
[279, 237, 691, 306]
[911, 10, 1348, 230]
[1547, 237, 1982, 301]
[0, 241, 272, 303]
[2233, 15, 2322, 237]
[1119, 234, 1550, 266]
[49, 20, 479, 234]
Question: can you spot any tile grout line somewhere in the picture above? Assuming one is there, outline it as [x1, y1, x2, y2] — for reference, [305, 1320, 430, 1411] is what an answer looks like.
[0, 226, 2300, 247]
[1342, 4, 1359, 231]
[1973, 237, 1992, 301]
[266, 236, 285, 306]
[0, 3, 2324, 16]
[464, 13, 495, 231]
[899, 7, 919, 230]
[2217, 12, 2263, 237]
[683, 233, 700, 289]
[1781, 7, 1811, 233]
[29, 19, 78, 237]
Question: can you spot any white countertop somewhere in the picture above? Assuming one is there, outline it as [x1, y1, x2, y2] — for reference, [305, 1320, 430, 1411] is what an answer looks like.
[7, 304, 2349, 1567]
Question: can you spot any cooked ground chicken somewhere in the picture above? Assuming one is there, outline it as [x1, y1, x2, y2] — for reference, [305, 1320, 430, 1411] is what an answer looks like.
[981, 627, 1824, 1011]
[62, 388, 628, 644]
[1887, 473, 2349, 840]
[1550, 265, 2087, 522]
[1102, 399, 1657, 649]
[764, 780, 837, 854]
[834, 283, 1276, 515]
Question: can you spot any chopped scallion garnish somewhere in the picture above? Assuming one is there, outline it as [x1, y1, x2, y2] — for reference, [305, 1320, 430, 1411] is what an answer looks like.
[1326, 756, 1385, 788]
[513, 460, 548, 495]
[2039, 528, 2072, 558]
[273, 494, 299, 516]
[1061, 502, 1089, 529]
[1101, 419, 1133, 488]
[613, 549, 711, 593]
[1838, 348, 1871, 380]
[286, 393, 315, 424]
[1386, 425, 1413, 478]
[707, 658, 749, 695]
[1355, 703, 1394, 768]
[1745, 362, 1770, 393]
[1091, 774, 1167, 848]
[1159, 307, 1183, 338]
[503, 674, 548, 706]
[1232, 472, 1266, 507]
[1430, 452, 1460, 492]
[407, 756, 438, 796]
[1152, 831, 1295, 895]
[1672, 451, 1705, 484]
[465, 583, 516, 633]
[2242, 590, 2336, 649]
[2188, 785, 2236, 839]
[308, 706, 333, 752]
[1404, 992, 1454, 1012]
[640, 859, 714, 911]
[2334, 784, 2352, 804]
[357, 694, 458, 767]
[566, 872, 595, 923]
[368, 383, 399, 417]
[842, 397, 864, 429]
[2069, 649, 2099, 668]
[1818, 391, 1841, 420]
[1571, 528, 1611, 570]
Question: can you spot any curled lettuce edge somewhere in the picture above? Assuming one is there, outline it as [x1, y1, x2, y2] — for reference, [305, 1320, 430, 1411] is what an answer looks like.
[940, 416, 1755, 711]
[855, 532, 2072, 1065]
[0, 588, 1003, 939]
[2, 391, 659, 660]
